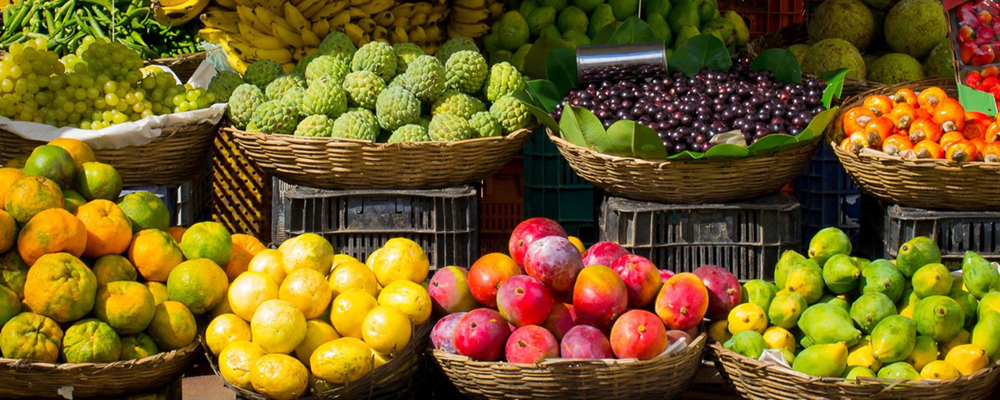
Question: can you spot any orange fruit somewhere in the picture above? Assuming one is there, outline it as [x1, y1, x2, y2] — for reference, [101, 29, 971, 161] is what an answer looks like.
[74, 162, 122, 201]
[310, 337, 374, 384]
[4, 155, 27, 169]
[0, 286, 19, 327]
[0, 312, 63, 362]
[76, 200, 132, 258]
[229, 271, 279, 321]
[94, 281, 156, 335]
[361, 305, 412, 354]
[332, 254, 362, 272]
[17, 208, 87, 266]
[330, 290, 379, 339]
[223, 234, 266, 281]
[250, 354, 309, 400]
[128, 229, 184, 282]
[166, 259, 229, 315]
[166, 226, 186, 244]
[206, 313, 252, 356]
[48, 138, 95, 167]
[568, 236, 585, 254]
[24, 252, 97, 323]
[0, 167, 25, 206]
[377, 280, 432, 326]
[3, 175, 64, 225]
[251, 299, 307, 354]
[0, 250, 30, 299]
[22, 145, 76, 185]
[295, 320, 340, 367]
[120, 332, 159, 360]
[328, 260, 380, 298]
[210, 293, 234, 318]
[0, 210, 15, 254]
[180, 221, 232, 266]
[146, 281, 168, 305]
[279, 268, 332, 320]
[62, 189, 86, 214]
[117, 191, 171, 233]
[61, 318, 122, 363]
[367, 238, 429, 286]
[248, 249, 287, 285]
[146, 301, 197, 351]
[278, 233, 334, 275]
[92, 254, 137, 286]
[220, 341, 267, 390]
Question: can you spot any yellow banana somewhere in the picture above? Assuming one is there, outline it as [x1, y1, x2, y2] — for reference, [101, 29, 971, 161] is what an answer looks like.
[356, 0, 392, 15]
[311, 0, 349, 20]
[328, 11, 351, 28]
[349, 0, 367, 5]
[301, 1, 327, 20]
[412, 2, 432, 14]
[257, 6, 296, 32]
[153, 0, 210, 27]
[231, 0, 255, 7]
[409, 26, 426, 43]
[391, 16, 409, 29]
[373, 11, 393, 26]
[389, 26, 408, 43]
[453, 0, 487, 8]
[283, 2, 311, 33]
[158, 0, 189, 8]
[236, 5, 270, 32]
[357, 18, 376, 33]
[198, 27, 226, 42]
[293, 48, 306, 62]
[272, 23, 305, 48]
[344, 23, 365, 43]
[391, 3, 415, 18]
[253, 48, 294, 64]
[312, 18, 331, 38]
[447, 21, 488, 37]
[348, 7, 367, 18]
[425, 24, 442, 41]
[238, 24, 288, 50]
[200, 12, 240, 33]
[301, 29, 321, 47]
[372, 26, 388, 41]
[410, 13, 427, 26]
[212, 0, 238, 10]
[450, 6, 489, 24]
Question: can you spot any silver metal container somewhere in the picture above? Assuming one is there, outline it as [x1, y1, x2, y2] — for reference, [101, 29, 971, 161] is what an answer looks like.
[576, 42, 669, 83]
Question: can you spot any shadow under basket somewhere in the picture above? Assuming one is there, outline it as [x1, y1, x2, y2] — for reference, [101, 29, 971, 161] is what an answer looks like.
[431, 333, 707, 400]
[713, 343, 1000, 400]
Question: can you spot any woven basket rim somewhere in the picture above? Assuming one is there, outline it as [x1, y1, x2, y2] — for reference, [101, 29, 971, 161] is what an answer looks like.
[225, 126, 534, 147]
[149, 51, 207, 64]
[0, 336, 200, 371]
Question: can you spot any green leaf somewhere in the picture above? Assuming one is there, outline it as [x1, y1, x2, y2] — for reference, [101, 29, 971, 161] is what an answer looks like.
[746, 134, 798, 156]
[794, 108, 838, 143]
[596, 17, 658, 45]
[665, 150, 706, 160]
[525, 79, 561, 113]
[670, 34, 732, 77]
[605, 120, 641, 157]
[565, 105, 627, 156]
[546, 47, 579, 100]
[592, 23, 619, 45]
[704, 143, 750, 158]
[558, 101, 587, 146]
[750, 48, 802, 84]
[818, 68, 849, 109]
[632, 123, 669, 159]
[522, 36, 557, 80]
[513, 90, 560, 134]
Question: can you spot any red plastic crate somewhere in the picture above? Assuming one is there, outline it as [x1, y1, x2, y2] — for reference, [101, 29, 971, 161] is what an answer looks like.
[480, 157, 524, 256]
[719, 0, 805, 38]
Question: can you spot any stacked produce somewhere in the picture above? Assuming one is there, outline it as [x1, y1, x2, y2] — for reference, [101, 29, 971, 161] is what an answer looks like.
[207, 236, 432, 399]
[432, 217, 705, 363]
[956, 1, 1000, 108]
[837, 86, 1000, 162]
[448, 0, 507, 41]
[716, 227, 1000, 381]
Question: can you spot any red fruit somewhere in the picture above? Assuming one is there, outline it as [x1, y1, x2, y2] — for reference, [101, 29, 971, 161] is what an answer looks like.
[659, 269, 675, 283]
[991, 86, 1000, 100]
[468, 253, 521, 308]
[543, 303, 576, 341]
[984, 65, 1000, 77]
[496, 275, 553, 327]
[454, 308, 513, 361]
[523, 236, 584, 293]
[610, 310, 668, 360]
[560, 325, 613, 359]
[572, 265, 629, 330]
[666, 330, 694, 346]
[691, 265, 742, 320]
[977, 26, 996, 44]
[431, 312, 466, 354]
[974, 45, 997, 65]
[429, 266, 479, 316]
[959, 3, 978, 27]
[610, 255, 663, 308]
[979, 10, 993, 26]
[959, 25, 976, 42]
[968, 71, 983, 86]
[962, 41, 978, 63]
[983, 77, 999, 88]
[654, 273, 710, 331]
[509, 218, 567, 266]
[505, 325, 559, 364]
[580, 241, 631, 268]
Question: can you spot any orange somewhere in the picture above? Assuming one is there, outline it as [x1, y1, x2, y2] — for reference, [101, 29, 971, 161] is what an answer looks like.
[295, 320, 340, 367]
[166, 259, 229, 315]
[128, 229, 184, 282]
[206, 313, 252, 356]
[332, 254, 362, 272]
[0, 167, 25, 206]
[92, 255, 137, 286]
[62, 189, 86, 214]
[146, 301, 197, 351]
[278, 233, 334, 275]
[361, 305, 412, 354]
[0, 312, 63, 362]
[367, 238, 429, 286]
[223, 234, 266, 281]
[0, 286, 18, 327]
[248, 249, 287, 285]
[310, 337, 374, 384]
[146, 281, 168, 305]
[120, 332, 159, 360]
[0, 210, 15, 253]
[17, 208, 87, 266]
[74, 162, 122, 201]
[180, 221, 232, 266]
[76, 200, 132, 258]
[61, 318, 122, 363]
[3, 175, 64, 225]
[23, 252, 97, 323]
[94, 281, 156, 335]
[377, 280, 432, 326]
[229, 271, 279, 321]
[328, 260, 380, 298]
[279, 268, 332, 320]
[166, 227, 186, 245]
[251, 299, 307, 354]
[117, 191, 171, 233]
[48, 138, 95, 167]
[0, 250, 29, 299]
[3, 155, 27, 168]
[330, 290, 379, 339]
[22, 145, 76, 185]
[250, 354, 309, 400]
[219, 341, 267, 390]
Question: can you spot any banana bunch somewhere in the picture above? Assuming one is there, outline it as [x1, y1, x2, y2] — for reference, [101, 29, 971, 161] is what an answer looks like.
[152, 0, 212, 27]
[447, 0, 504, 40]
[343, 1, 451, 54]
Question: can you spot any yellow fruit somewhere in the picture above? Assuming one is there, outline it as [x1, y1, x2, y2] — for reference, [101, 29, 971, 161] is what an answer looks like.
[763, 326, 796, 353]
[372, 350, 390, 368]
[61, 318, 121, 363]
[207, 313, 252, 357]
[146, 281, 168, 305]
[92, 254, 137, 286]
[223, 234, 265, 281]
[252, 299, 307, 354]
[128, 229, 184, 282]
[0, 210, 14, 254]
[146, 301, 197, 351]
[362, 305, 412, 354]
[279, 268, 332, 320]
[376, 280, 431, 326]
[921, 360, 961, 380]
[24, 252, 97, 323]
[0, 312, 63, 362]
[728, 303, 767, 335]
[229, 271, 279, 321]
[48, 138, 95, 167]
[278, 233, 334, 275]
[250, 354, 309, 400]
[310, 337, 374, 384]
[0, 168, 25, 207]
[367, 238, 429, 286]
[940, 329, 971, 357]
[166, 259, 229, 315]
[330, 290, 379, 339]
[220, 341, 267, 390]
[93, 281, 156, 335]
[295, 320, 340, 367]
[328, 260, 380, 298]
[331, 254, 361, 272]
[945, 344, 990, 376]
[708, 320, 731, 343]
[567, 236, 585, 254]
[248, 249, 288, 285]
[847, 338, 881, 371]
[211, 294, 234, 318]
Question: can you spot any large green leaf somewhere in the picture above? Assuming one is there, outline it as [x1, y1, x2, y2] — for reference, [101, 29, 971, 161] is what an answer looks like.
[751, 48, 802, 84]
[558, 101, 586, 145]
[746, 134, 798, 156]
[593, 17, 658, 45]
[525, 79, 561, 113]
[670, 34, 732, 77]
[665, 150, 707, 160]
[704, 143, 750, 158]
[818, 68, 849, 109]
[522, 36, 558, 80]
[562, 105, 618, 153]
[546, 47, 579, 100]
[592, 23, 619, 45]
[605, 120, 641, 157]
[795, 108, 838, 143]
[632, 123, 669, 159]
[513, 90, 560, 134]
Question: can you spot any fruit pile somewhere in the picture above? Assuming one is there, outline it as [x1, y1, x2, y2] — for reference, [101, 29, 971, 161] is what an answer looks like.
[431, 218, 714, 363]
[227, 35, 533, 141]
[955, 0, 1000, 66]
[716, 227, 1000, 381]
[837, 86, 1000, 162]
[964, 67, 1000, 110]
[207, 236, 433, 400]
[553, 66, 826, 154]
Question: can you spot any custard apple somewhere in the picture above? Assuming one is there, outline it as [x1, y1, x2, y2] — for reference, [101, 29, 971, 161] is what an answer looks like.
[394, 43, 425, 73]
[265, 73, 306, 100]
[428, 113, 475, 141]
[208, 71, 243, 103]
[343, 71, 386, 109]
[485, 62, 525, 102]
[295, 52, 320, 76]
[490, 95, 532, 134]
[388, 124, 430, 143]
[281, 86, 307, 116]
[445, 51, 488, 94]
[437, 37, 479, 63]
[375, 87, 421, 132]
[305, 55, 350, 85]
[432, 91, 486, 119]
[401, 55, 446, 103]
[318, 32, 357, 64]
[353, 108, 380, 133]
[295, 115, 335, 137]
[250, 99, 301, 134]
[332, 110, 380, 141]
[302, 76, 348, 118]
[469, 111, 503, 138]
[227, 84, 266, 130]
[244, 60, 283, 88]
[351, 41, 398, 82]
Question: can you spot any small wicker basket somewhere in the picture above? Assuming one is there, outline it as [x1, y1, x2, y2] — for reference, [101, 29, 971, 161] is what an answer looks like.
[713, 343, 1000, 399]
[229, 127, 532, 190]
[149, 51, 207, 83]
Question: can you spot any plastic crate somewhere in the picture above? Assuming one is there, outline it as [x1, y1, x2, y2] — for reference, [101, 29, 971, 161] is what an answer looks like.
[718, 0, 805, 38]
[272, 179, 479, 269]
[480, 157, 524, 256]
[524, 127, 599, 244]
[794, 145, 861, 249]
[600, 194, 802, 281]
[212, 127, 272, 241]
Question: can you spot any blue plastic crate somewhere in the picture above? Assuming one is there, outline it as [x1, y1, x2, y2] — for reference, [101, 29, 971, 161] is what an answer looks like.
[794, 145, 861, 247]
[523, 127, 599, 243]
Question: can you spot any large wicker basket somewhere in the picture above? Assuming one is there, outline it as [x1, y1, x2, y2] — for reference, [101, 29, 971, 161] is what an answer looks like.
[149, 51, 207, 83]
[0, 337, 199, 399]
[713, 343, 1000, 399]
[432, 332, 707, 400]
[547, 129, 820, 204]
[230, 127, 532, 190]
[827, 78, 1000, 210]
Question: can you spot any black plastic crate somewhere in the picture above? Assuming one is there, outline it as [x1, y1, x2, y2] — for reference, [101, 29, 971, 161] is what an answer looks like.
[794, 145, 861, 249]
[600, 194, 802, 281]
[272, 179, 478, 269]
[523, 127, 599, 245]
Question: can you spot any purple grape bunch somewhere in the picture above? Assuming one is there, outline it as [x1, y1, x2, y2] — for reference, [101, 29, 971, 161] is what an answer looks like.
[553, 65, 826, 155]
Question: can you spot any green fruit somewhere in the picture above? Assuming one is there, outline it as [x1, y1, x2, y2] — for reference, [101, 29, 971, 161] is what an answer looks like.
[844, 366, 877, 381]
[227, 84, 266, 130]
[642, 0, 671, 17]
[248, 99, 301, 135]
[318, 32, 357, 65]
[294, 115, 335, 137]
[768, 291, 808, 329]
[497, 11, 531, 52]
[304, 55, 350, 85]
[302, 76, 348, 118]
[562, 31, 591, 49]
[871, 315, 916, 363]
[884, 0, 948, 58]
[743, 280, 777, 312]
[923, 39, 954, 78]
[393, 43, 424, 73]
[490, 95, 533, 134]
[331, 110, 379, 141]
[779, 348, 796, 364]
[540, 0, 569, 12]
[668, 1, 700, 34]
[868, 53, 925, 85]
[723, 330, 768, 359]
[724, 10, 750, 47]
[445, 51, 488, 95]
[978, 292, 1000, 322]
[788, 44, 809, 65]
[489, 50, 514, 65]
[574, 0, 603, 13]
[823, 254, 861, 294]
[485, 62, 525, 102]
[792, 342, 848, 377]
[511, 43, 533, 69]
[808, 227, 852, 268]
[674, 25, 701, 49]
[775, 250, 806, 289]
[785, 260, 824, 304]
[802, 38, 867, 81]
[914, 295, 964, 342]
[905, 336, 939, 371]
[432, 90, 486, 119]
[877, 362, 921, 380]
[527, 7, 557, 37]
[469, 111, 503, 138]
[950, 285, 978, 329]
[646, 14, 673, 47]
[610, 0, 639, 20]
[519, 0, 540, 19]
[244, 60, 283, 88]
[352, 41, 398, 82]
[207, 71, 243, 102]
[588, 4, 617, 38]
[399, 55, 446, 103]
[971, 310, 1000, 362]
[387, 124, 430, 143]
[962, 251, 999, 299]
[264, 74, 306, 100]
[62, 318, 121, 363]
[819, 294, 851, 313]
[428, 113, 475, 141]
[897, 289, 919, 318]
[62, 189, 85, 214]
[698, 0, 718, 23]
[896, 236, 942, 277]
[375, 87, 421, 132]
[912, 263, 952, 298]
[701, 17, 735, 46]
[343, 70, 386, 110]
[558, 6, 588, 33]
[850, 292, 896, 334]
[860, 259, 905, 303]
[799, 303, 862, 347]
[807, 0, 874, 51]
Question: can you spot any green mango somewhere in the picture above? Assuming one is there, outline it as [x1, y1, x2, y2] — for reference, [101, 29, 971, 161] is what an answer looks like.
[573, 0, 604, 13]
[785, 261, 825, 304]
[769, 291, 808, 329]
[950, 285, 978, 329]
[896, 237, 941, 277]
[800, 335, 816, 348]
[723, 10, 749, 46]
[700, 17, 734, 46]
[978, 291, 1000, 322]
[877, 362, 922, 380]
[971, 310, 1000, 362]
[823, 254, 862, 294]
[779, 348, 796, 364]
[526, 7, 557, 37]
[912, 263, 952, 298]
[519, 0, 540, 17]
[489, 50, 514, 65]
[723, 330, 768, 359]
[964, 251, 1000, 299]
[697, 0, 717, 23]
[860, 259, 905, 303]
[642, 0, 672, 17]
[799, 303, 862, 347]
[844, 366, 877, 381]
[871, 315, 916, 363]
[905, 336, 939, 371]
[673, 25, 700, 49]
[483, 33, 501, 53]
[914, 295, 964, 342]
[792, 342, 848, 377]
[897, 289, 919, 318]
[775, 250, 806, 289]
[808, 227, 852, 268]
[646, 13, 674, 47]
[587, 4, 617, 38]
[743, 280, 777, 312]
[819, 295, 851, 313]
[667, 1, 701, 34]
[850, 292, 897, 334]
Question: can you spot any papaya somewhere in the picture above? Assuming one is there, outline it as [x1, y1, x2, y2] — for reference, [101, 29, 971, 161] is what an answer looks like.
[844, 366, 877, 381]
[807, 227, 852, 268]
[961, 251, 999, 299]
[852, 257, 871, 273]
[945, 344, 989, 375]
[860, 259, 905, 303]
[877, 362, 922, 380]
[822, 254, 861, 294]
[762, 326, 795, 353]
[939, 329, 971, 357]
[912, 263, 952, 298]
[895, 237, 941, 277]
[871, 315, 916, 363]
[971, 310, 1000, 362]
[818, 294, 851, 312]
[792, 342, 848, 377]
[798, 303, 862, 347]
[847, 338, 880, 371]
[785, 261, 824, 304]
[774, 250, 806, 289]
[977, 291, 1000, 322]
[906, 336, 939, 371]
[920, 360, 961, 380]
[849, 292, 896, 334]
[723, 330, 767, 359]
[742, 280, 777, 312]
[708, 320, 731, 343]
[768, 291, 807, 329]
[914, 295, 964, 342]
[779, 348, 796, 364]
[897, 289, 919, 319]
[727, 303, 767, 335]
[949, 285, 978, 329]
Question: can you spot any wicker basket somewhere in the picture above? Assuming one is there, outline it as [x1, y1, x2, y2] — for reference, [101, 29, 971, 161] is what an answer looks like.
[149, 51, 207, 83]
[432, 332, 707, 400]
[713, 343, 1000, 399]
[230, 127, 532, 190]
[746, 23, 885, 98]
[208, 322, 432, 400]
[546, 129, 820, 204]
[0, 338, 199, 399]
[827, 78, 1000, 210]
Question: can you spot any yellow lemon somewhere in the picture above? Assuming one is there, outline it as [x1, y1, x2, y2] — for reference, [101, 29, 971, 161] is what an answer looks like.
[250, 353, 309, 400]
[279, 268, 332, 320]
[330, 290, 379, 339]
[921, 360, 961, 380]
[366, 238, 428, 286]
[229, 271, 279, 322]
[294, 320, 340, 367]
[331, 254, 361, 273]
[763, 326, 796, 353]
[251, 299, 307, 354]
[328, 261, 380, 298]
[206, 313, 252, 356]
[219, 340, 266, 390]
[310, 337, 374, 384]
[362, 305, 412, 354]
[377, 280, 432, 326]
[728, 303, 767, 334]
[278, 233, 334, 275]
[248, 249, 288, 285]
[945, 344, 990, 376]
